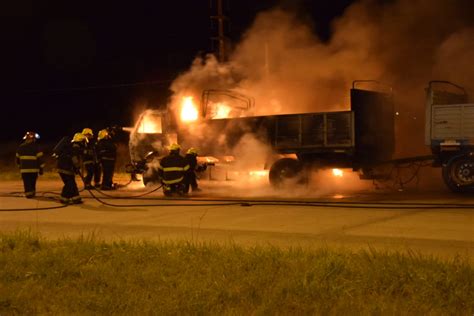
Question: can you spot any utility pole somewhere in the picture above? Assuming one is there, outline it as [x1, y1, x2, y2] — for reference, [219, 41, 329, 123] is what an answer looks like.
[210, 0, 229, 62]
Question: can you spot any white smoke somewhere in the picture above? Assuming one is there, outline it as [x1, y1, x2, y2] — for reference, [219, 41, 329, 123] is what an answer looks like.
[166, 0, 474, 195]
[169, 0, 473, 137]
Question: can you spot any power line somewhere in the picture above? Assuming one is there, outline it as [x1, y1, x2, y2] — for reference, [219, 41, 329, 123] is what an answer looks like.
[210, 0, 230, 62]
[20, 79, 174, 95]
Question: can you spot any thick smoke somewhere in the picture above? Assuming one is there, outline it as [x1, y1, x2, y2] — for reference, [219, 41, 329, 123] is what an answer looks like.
[160, 0, 474, 195]
[170, 0, 474, 157]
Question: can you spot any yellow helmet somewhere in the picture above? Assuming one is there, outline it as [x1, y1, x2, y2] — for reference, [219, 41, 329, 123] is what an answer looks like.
[82, 128, 93, 136]
[187, 147, 198, 155]
[97, 129, 109, 140]
[169, 143, 181, 151]
[72, 132, 86, 143]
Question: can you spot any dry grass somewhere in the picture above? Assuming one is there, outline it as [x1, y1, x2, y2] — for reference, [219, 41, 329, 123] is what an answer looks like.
[0, 231, 472, 315]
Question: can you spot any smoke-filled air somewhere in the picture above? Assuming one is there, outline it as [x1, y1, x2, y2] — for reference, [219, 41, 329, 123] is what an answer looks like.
[169, 0, 474, 157]
[125, 0, 474, 196]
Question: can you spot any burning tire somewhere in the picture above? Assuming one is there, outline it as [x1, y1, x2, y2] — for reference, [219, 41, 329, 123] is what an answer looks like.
[442, 155, 474, 193]
[269, 158, 306, 188]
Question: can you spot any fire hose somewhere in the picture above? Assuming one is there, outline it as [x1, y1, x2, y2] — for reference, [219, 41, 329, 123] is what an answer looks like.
[85, 193, 474, 209]
[2, 173, 474, 211]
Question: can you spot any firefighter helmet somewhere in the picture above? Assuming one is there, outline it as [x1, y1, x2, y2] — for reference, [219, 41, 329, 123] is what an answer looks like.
[97, 129, 109, 140]
[187, 147, 198, 155]
[169, 143, 181, 151]
[82, 128, 93, 136]
[72, 132, 86, 143]
[23, 131, 40, 140]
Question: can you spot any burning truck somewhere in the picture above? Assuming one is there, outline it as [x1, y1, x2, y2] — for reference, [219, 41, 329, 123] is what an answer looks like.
[128, 80, 474, 193]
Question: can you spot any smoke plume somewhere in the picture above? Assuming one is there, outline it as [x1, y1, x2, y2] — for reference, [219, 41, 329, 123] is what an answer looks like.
[169, 0, 474, 157]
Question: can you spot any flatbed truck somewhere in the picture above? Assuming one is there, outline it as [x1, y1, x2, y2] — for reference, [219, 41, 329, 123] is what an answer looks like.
[128, 80, 474, 192]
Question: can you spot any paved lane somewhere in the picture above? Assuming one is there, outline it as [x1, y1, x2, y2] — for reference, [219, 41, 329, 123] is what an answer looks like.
[0, 179, 472, 261]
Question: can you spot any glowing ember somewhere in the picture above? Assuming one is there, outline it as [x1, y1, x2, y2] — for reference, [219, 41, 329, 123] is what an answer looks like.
[137, 113, 162, 133]
[223, 156, 235, 163]
[332, 168, 343, 177]
[282, 153, 298, 160]
[198, 156, 219, 164]
[249, 170, 269, 177]
[213, 102, 232, 119]
[180, 96, 199, 122]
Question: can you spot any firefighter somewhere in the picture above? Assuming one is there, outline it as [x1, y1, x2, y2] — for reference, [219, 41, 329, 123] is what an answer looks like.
[96, 129, 117, 190]
[16, 132, 44, 198]
[158, 143, 190, 196]
[184, 147, 206, 192]
[81, 128, 101, 189]
[55, 133, 84, 204]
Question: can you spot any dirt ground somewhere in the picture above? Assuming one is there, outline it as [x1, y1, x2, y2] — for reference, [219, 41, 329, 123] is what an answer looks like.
[0, 175, 473, 261]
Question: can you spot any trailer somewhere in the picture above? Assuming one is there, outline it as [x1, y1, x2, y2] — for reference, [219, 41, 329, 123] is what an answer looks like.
[128, 80, 474, 192]
[172, 80, 395, 187]
[425, 81, 474, 192]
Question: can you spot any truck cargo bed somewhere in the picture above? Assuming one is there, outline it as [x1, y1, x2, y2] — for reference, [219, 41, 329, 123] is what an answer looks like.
[271, 111, 354, 150]
[431, 104, 474, 140]
[196, 110, 355, 156]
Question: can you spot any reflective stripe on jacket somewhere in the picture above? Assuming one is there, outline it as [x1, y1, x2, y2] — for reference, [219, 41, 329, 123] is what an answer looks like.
[56, 142, 82, 174]
[96, 138, 116, 162]
[83, 142, 96, 164]
[159, 153, 190, 185]
[16, 141, 44, 173]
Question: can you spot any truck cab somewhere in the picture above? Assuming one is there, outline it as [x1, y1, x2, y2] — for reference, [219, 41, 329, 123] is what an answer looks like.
[128, 109, 178, 185]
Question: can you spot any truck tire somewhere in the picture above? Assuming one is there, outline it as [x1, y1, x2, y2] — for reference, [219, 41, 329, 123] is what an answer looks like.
[442, 156, 474, 193]
[269, 158, 306, 188]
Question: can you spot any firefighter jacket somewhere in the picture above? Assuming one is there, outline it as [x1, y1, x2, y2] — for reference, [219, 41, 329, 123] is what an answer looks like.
[184, 153, 197, 171]
[83, 141, 97, 165]
[96, 138, 116, 162]
[16, 141, 44, 173]
[56, 142, 83, 175]
[184, 153, 207, 172]
[159, 153, 190, 185]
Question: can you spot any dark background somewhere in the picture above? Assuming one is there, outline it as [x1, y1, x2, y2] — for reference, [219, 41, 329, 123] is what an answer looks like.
[0, 0, 354, 142]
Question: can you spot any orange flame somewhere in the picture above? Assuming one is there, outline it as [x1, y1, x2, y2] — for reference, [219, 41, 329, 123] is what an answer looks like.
[249, 170, 269, 177]
[180, 96, 199, 122]
[198, 156, 219, 164]
[223, 156, 235, 163]
[213, 102, 232, 119]
[332, 168, 343, 177]
[137, 113, 162, 134]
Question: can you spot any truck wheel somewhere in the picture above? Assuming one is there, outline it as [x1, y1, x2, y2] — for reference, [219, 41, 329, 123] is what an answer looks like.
[269, 158, 306, 188]
[442, 156, 474, 193]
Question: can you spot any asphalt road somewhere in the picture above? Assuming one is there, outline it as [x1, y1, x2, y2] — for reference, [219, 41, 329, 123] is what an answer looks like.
[0, 176, 473, 261]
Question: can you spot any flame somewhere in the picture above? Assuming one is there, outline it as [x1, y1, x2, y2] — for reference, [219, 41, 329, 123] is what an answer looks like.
[282, 153, 298, 159]
[223, 155, 235, 163]
[137, 113, 162, 133]
[332, 168, 343, 177]
[249, 170, 269, 177]
[180, 96, 199, 122]
[213, 102, 232, 119]
[198, 156, 219, 164]
[206, 157, 219, 163]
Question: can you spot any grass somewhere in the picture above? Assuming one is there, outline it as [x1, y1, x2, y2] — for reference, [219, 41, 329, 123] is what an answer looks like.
[0, 231, 472, 315]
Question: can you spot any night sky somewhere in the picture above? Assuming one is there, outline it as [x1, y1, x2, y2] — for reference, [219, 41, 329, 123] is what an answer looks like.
[0, 0, 354, 142]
